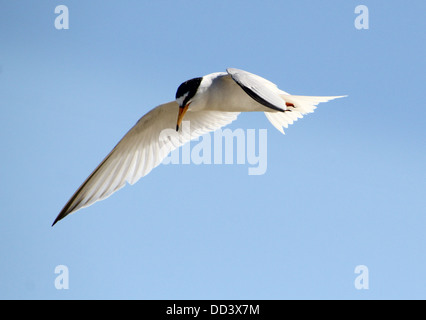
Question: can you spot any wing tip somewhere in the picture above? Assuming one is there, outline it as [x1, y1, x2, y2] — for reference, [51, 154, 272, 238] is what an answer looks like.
[51, 217, 61, 227]
[51, 210, 68, 227]
[51, 218, 60, 227]
[52, 202, 75, 227]
[226, 67, 237, 74]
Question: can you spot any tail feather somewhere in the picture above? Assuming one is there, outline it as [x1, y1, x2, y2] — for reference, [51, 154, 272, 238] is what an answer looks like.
[265, 94, 346, 134]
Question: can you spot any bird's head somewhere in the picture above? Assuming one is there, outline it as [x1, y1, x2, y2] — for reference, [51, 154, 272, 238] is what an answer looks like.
[175, 77, 202, 131]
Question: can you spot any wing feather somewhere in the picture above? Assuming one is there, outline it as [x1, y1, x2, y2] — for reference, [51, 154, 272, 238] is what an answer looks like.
[227, 68, 288, 112]
[53, 101, 240, 225]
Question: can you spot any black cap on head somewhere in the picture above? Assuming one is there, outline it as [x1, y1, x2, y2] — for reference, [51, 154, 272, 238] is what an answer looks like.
[175, 77, 203, 107]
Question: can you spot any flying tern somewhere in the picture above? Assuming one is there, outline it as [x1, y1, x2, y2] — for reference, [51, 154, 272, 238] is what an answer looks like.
[52, 68, 345, 226]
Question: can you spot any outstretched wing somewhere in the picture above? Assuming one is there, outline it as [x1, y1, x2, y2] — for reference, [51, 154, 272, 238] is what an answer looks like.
[227, 68, 288, 112]
[53, 101, 240, 225]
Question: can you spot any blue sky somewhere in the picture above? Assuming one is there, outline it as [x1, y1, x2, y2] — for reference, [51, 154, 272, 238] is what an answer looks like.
[0, 0, 425, 299]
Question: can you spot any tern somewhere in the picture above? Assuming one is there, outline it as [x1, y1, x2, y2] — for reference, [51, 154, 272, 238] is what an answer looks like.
[52, 68, 345, 226]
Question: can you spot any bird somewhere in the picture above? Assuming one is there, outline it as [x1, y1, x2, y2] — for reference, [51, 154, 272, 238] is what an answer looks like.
[52, 68, 346, 226]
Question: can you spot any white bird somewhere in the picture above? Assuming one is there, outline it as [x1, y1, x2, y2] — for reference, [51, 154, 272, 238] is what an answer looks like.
[52, 68, 345, 226]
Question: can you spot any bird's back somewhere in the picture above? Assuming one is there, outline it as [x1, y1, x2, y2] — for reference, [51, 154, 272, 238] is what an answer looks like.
[190, 72, 270, 113]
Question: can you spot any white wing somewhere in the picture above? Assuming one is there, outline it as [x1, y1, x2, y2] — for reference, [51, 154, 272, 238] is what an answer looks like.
[53, 101, 240, 225]
[265, 94, 347, 134]
[227, 68, 288, 112]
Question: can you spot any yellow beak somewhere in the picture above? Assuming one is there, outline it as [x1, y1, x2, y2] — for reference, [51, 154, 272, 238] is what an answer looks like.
[176, 103, 190, 131]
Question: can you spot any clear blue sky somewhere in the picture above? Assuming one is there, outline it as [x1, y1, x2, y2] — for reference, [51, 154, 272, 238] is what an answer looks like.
[1, 0, 425, 299]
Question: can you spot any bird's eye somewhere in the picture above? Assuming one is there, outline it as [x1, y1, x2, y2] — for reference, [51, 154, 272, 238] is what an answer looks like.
[176, 92, 190, 107]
